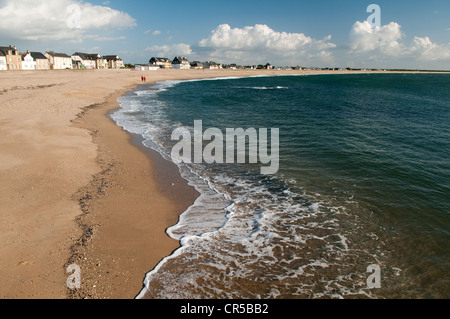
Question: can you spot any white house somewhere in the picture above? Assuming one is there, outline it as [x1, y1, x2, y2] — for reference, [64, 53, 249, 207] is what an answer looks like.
[71, 52, 98, 69]
[203, 61, 222, 70]
[172, 56, 190, 69]
[21, 51, 36, 70]
[103, 55, 124, 69]
[45, 52, 73, 70]
[0, 51, 7, 71]
[135, 64, 159, 71]
[190, 61, 203, 69]
[149, 57, 172, 69]
[30, 52, 50, 70]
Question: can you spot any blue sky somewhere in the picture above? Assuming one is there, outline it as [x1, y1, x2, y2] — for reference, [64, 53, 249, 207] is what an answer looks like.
[1, 0, 449, 69]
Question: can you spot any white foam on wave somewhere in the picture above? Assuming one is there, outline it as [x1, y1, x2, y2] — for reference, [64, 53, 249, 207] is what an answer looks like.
[136, 163, 376, 298]
[247, 86, 289, 90]
[112, 77, 382, 299]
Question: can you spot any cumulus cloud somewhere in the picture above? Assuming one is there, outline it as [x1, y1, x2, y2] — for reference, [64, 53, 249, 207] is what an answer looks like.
[0, 0, 136, 41]
[410, 36, 450, 61]
[198, 24, 336, 64]
[350, 21, 404, 55]
[349, 20, 450, 62]
[145, 43, 192, 57]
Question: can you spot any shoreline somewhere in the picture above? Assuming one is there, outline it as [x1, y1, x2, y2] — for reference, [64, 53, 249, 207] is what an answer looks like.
[68, 88, 199, 299]
[1, 69, 447, 299]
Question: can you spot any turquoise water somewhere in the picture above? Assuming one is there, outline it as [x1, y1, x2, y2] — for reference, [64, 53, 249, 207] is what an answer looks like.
[112, 73, 450, 298]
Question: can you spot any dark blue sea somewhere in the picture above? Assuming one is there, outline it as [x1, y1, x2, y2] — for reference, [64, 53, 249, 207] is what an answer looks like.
[111, 73, 450, 298]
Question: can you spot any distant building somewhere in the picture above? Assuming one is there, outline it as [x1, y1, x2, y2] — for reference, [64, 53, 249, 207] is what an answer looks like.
[172, 56, 191, 69]
[224, 64, 237, 70]
[149, 57, 172, 69]
[30, 52, 50, 70]
[0, 51, 7, 71]
[45, 52, 73, 69]
[21, 51, 36, 70]
[190, 61, 203, 69]
[97, 56, 108, 69]
[203, 61, 222, 70]
[135, 64, 159, 71]
[103, 55, 124, 69]
[0, 45, 22, 70]
[71, 52, 101, 69]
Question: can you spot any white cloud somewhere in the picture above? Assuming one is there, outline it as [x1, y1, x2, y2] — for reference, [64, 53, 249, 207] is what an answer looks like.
[350, 21, 404, 56]
[0, 0, 136, 41]
[145, 30, 161, 36]
[84, 35, 127, 42]
[145, 43, 192, 57]
[410, 36, 450, 61]
[198, 24, 336, 64]
[349, 20, 450, 62]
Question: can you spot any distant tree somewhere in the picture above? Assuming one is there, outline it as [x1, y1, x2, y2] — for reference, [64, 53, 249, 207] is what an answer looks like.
[124, 63, 134, 69]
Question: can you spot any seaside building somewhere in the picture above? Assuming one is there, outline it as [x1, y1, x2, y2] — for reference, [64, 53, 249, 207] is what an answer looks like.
[149, 57, 172, 69]
[30, 52, 50, 70]
[103, 55, 124, 69]
[135, 64, 159, 71]
[97, 56, 108, 69]
[0, 45, 22, 70]
[0, 51, 7, 71]
[203, 61, 222, 70]
[21, 51, 36, 70]
[224, 64, 238, 70]
[71, 52, 101, 69]
[172, 56, 191, 69]
[45, 52, 73, 70]
[190, 61, 203, 69]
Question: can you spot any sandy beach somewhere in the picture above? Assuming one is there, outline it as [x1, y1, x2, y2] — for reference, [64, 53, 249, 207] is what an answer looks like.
[1, 68, 443, 299]
[0, 68, 306, 299]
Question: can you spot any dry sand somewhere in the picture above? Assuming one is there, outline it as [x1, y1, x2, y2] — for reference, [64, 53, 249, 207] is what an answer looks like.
[1, 68, 431, 299]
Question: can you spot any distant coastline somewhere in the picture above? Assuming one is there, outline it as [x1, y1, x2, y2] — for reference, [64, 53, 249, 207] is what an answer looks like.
[2, 44, 449, 73]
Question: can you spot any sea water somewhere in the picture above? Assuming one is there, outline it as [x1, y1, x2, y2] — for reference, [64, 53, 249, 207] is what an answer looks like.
[111, 73, 450, 298]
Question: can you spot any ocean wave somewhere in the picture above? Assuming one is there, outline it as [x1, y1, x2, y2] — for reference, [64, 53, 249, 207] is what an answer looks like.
[114, 78, 381, 299]
[110, 75, 446, 299]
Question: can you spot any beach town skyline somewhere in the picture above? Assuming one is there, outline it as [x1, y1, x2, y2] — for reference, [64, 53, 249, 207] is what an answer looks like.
[2, 44, 449, 72]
